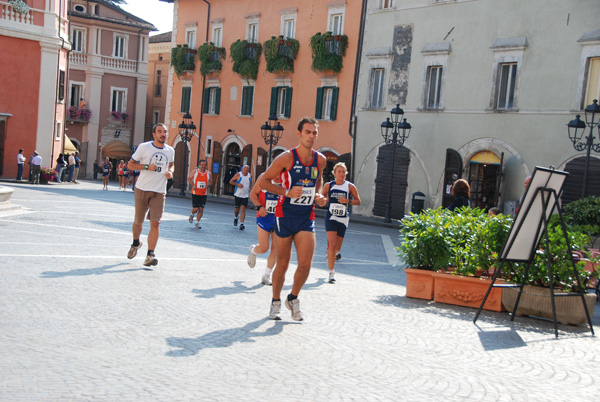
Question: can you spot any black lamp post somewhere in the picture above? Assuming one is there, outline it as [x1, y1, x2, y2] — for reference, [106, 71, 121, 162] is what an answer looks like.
[567, 99, 600, 198]
[178, 112, 196, 196]
[380, 104, 412, 223]
[260, 113, 285, 166]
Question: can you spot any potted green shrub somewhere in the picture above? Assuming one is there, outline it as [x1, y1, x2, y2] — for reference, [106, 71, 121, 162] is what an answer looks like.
[171, 44, 197, 78]
[230, 39, 263, 81]
[263, 35, 299, 74]
[309, 31, 349, 73]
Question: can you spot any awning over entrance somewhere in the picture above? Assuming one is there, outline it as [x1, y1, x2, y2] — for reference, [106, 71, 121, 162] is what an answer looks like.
[102, 140, 132, 160]
[64, 135, 77, 154]
[322, 151, 338, 162]
[470, 151, 501, 165]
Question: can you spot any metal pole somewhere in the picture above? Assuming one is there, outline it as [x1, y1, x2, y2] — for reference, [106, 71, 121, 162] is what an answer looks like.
[384, 130, 398, 223]
[581, 133, 593, 198]
[267, 132, 273, 167]
[179, 133, 187, 197]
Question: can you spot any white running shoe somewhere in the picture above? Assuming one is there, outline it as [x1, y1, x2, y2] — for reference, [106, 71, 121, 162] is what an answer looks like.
[127, 241, 143, 259]
[329, 271, 336, 283]
[285, 296, 303, 321]
[195, 222, 201, 229]
[247, 245, 257, 268]
[269, 300, 282, 320]
[188, 213, 194, 223]
[143, 253, 158, 267]
[262, 275, 272, 286]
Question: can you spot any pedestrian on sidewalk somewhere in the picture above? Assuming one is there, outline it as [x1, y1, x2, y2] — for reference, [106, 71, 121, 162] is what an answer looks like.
[30, 151, 42, 185]
[229, 164, 251, 230]
[187, 159, 212, 229]
[93, 160, 99, 181]
[321, 162, 361, 284]
[126, 123, 174, 267]
[73, 152, 81, 183]
[16, 149, 26, 181]
[67, 153, 75, 182]
[248, 172, 281, 285]
[259, 116, 327, 321]
[55, 153, 66, 183]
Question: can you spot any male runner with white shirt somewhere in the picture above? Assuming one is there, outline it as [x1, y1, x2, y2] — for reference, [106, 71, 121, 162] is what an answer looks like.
[126, 123, 175, 267]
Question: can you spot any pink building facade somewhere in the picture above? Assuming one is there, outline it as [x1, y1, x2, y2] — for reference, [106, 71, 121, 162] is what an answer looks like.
[161, 0, 364, 195]
[66, 0, 155, 179]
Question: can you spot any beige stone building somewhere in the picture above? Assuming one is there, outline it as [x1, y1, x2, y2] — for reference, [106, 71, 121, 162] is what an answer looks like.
[352, 0, 600, 219]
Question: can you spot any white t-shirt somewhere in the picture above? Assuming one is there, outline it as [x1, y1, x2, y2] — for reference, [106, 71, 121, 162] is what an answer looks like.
[17, 153, 25, 164]
[131, 141, 175, 194]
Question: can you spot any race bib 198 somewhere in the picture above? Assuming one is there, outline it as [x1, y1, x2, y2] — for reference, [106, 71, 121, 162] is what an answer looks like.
[329, 203, 347, 217]
[290, 187, 316, 206]
[198, 182, 206, 189]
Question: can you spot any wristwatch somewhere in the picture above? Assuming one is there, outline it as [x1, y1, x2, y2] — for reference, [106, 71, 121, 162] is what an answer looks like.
[144, 164, 149, 170]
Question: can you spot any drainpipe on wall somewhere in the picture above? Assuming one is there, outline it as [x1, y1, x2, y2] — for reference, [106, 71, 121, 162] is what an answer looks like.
[348, 0, 368, 183]
[196, 0, 211, 167]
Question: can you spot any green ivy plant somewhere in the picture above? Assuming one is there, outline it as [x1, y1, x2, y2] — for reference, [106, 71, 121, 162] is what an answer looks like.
[197, 42, 226, 76]
[309, 32, 349, 73]
[170, 44, 196, 78]
[264, 35, 300, 74]
[230, 40, 263, 81]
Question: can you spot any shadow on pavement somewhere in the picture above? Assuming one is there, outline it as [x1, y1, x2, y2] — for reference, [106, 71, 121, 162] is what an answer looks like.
[41, 262, 145, 278]
[165, 317, 298, 356]
[374, 294, 597, 340]
[192, 281, 265, 298]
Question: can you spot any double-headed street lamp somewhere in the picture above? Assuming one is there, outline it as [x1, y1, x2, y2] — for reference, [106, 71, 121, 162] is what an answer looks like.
[260, 114, 284, 166]
[380, 104, 412, 223]
[178, 112, 196, 196]
[567, 99, 600, 198]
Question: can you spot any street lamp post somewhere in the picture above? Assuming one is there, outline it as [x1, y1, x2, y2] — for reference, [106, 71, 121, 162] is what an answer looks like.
[567, 99, 600, 198]
[260, 114, 285, 166]
[178, 112, 196, 197]
[380, 104, 412, 223]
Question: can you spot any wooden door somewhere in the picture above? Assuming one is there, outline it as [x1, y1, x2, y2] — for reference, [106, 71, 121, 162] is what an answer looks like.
[373, 144, 410, 219]
[173, 142, 186, 189]
[211, 141, 222, 194]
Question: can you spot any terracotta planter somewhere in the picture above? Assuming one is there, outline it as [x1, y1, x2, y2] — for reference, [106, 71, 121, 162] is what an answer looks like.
[433, 272, 504, 312]
[405, 268, 435, 300]
[502, 285, 596, 325]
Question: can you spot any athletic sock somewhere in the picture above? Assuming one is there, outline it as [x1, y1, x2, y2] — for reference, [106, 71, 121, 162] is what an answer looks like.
[265, 267, 273, 276]
[132, 239, 140, 247]
[287, 293, 297, 302]
[147, 250, 154, 256]
[272, 298, 280, 302]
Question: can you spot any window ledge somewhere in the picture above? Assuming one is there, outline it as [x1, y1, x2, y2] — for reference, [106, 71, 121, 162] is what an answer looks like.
[237, 115, 254, 118]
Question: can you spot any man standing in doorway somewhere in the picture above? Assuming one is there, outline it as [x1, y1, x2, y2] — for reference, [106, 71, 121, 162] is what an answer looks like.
[188, 159, 212, 229]
[259, 116, 327, 321]
[229, 164, 252, 231]
[126, 123, 175, 267]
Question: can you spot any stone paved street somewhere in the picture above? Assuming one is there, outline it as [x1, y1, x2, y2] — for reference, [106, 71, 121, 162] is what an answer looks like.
[1, 181, 599, 401]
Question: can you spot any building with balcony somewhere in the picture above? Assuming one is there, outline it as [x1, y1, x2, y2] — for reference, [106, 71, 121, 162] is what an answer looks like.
[352, 0, 600, 220]
[0, 0, 69, 179]
[66, 0, 155, 178]
[145, 31, 172, 142]
[160, 0, 365, 196]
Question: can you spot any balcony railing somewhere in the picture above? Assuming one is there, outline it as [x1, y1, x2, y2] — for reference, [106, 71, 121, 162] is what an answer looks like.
[1, 2, 33, 25]
[68, 52, 137, 72]
[69, 52, 87, 65]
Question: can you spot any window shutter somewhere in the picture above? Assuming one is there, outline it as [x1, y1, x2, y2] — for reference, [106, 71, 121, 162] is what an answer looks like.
[242, 86, 254, 116]
[315, 87, 324, 119]
[203, 88, 210, 114]
[269, 87, 278, 116]
[284, 87, 293, 118]
[215, 88, 221, 115]
[330, 87, 339, 121]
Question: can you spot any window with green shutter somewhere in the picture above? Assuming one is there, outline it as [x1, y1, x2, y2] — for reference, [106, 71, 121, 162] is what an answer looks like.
[241, 86, 254, 116]
[204, 87, 221, 115]
[181, 86, 191, 113]
[315, 86, 339, 121]
[270, 86, 293, 118]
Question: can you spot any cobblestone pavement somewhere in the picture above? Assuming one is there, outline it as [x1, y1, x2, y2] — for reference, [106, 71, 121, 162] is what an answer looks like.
[1, 181, 599, 401]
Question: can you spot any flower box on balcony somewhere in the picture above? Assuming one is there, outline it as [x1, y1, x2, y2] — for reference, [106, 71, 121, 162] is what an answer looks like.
[197, 42, 226, 76]
[109, 111, 129, 123]
[67, 106, 91, 124]
[9, 0, 30, 14]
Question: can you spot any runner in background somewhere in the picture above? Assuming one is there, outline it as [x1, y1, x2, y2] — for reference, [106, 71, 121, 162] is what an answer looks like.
[321, 162, 361, 283]
[248, 172, 281, 285]
[188, 160, 212, 229]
